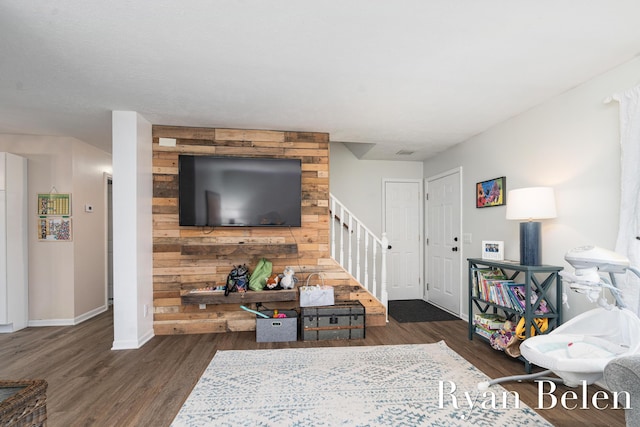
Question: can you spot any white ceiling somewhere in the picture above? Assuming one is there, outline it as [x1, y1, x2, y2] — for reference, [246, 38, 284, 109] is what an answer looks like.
[2, 1, 640, 161]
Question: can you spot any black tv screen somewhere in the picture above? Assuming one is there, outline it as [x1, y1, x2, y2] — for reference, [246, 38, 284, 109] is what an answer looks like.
[178, 155, 302, 227]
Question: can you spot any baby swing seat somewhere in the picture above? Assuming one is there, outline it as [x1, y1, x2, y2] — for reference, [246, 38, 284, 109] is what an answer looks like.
[520, 306, 640, 386]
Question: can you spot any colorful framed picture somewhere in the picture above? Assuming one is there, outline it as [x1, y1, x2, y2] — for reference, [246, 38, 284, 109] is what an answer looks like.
[476, 177, 506, 208]
[37, 193, 71, 215]
[38, 217, 73, 241]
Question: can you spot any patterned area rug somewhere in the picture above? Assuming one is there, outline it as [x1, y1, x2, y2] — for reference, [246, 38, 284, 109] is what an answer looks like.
[171, 341, 551, 427]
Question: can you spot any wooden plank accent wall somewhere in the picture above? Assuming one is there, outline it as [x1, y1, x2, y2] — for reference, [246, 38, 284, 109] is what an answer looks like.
[152, 126, 386, 335]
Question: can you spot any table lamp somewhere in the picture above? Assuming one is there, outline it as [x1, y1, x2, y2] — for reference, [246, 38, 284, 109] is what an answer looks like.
[506, 187, 557, 266]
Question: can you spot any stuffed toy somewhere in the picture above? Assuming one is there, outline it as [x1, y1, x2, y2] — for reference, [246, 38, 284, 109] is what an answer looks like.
[279, 266, 296, 289]
[265, 273, 280, 290]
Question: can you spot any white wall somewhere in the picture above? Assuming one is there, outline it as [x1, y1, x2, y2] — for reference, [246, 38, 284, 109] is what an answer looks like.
[72, 141, 113, 317]
[330, 142, 423, 236]
[111, 111, 154, 350]
[0, 134, 111, 323]
[423, 56, 640, 320]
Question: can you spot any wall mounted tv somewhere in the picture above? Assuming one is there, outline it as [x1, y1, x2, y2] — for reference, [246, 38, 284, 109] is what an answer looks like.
[178, 155, 302, 227]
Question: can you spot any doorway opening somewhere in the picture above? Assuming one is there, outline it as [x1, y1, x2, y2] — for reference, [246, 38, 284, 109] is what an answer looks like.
[106, 175, 113, 306]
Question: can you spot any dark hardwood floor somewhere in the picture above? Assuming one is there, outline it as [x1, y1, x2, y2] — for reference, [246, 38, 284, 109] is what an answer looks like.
[0, 309, 626, 426]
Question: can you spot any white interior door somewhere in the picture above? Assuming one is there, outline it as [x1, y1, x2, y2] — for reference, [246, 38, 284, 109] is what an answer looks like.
[384, 180, 422, 300]
[426, 170, 461, 314]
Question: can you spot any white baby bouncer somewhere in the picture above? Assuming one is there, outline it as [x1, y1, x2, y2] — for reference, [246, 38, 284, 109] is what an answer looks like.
[480, 245, 640, 390]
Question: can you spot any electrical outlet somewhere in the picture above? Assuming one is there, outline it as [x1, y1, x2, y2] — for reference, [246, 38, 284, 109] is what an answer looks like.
[143, 304, 149, 317]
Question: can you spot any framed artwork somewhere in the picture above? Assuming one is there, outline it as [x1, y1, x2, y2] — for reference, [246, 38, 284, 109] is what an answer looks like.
[482, 240, 504, 260]
[476, 177, 506, 208]
[37, 192, 72, 241]
[38, 217, 72, 241]
[37, 193, 71, 215]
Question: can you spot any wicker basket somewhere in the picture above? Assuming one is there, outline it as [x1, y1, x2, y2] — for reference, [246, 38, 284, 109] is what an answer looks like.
[0, 380, 48, 427]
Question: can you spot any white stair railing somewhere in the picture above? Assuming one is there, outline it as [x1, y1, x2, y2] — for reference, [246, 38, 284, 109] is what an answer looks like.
[330, 194, 389, 321]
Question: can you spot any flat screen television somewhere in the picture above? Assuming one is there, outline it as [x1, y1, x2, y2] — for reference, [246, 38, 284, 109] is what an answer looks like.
[178, 155, 302, 227]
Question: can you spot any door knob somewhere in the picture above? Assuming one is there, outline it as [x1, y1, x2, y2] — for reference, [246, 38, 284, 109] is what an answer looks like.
[452, 247, 458, 252]
[454, 237, 458, 242]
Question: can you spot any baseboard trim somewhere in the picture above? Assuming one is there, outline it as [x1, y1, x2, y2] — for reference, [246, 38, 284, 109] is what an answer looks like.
[28, 318, 75, 327]
[111, 329, 154, 350]
[28, 305, 108, 327]
[0, 322, 27, 333]
[75, 305, 108, 324]
[138, 329, 155, 347]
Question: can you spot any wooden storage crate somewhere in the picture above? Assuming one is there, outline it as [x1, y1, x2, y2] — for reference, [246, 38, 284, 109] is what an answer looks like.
[0, 379, 48, 427]
[301, 301, 365, 341]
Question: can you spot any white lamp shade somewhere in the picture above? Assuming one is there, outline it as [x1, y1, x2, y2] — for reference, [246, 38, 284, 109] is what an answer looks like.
[506, 187, 557, 220]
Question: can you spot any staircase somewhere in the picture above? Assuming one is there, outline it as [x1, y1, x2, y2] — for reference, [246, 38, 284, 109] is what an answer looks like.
[329, 194, 389, 320]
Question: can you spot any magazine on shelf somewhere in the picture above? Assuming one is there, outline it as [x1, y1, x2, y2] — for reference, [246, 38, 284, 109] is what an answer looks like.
[506, 284, 550, 314]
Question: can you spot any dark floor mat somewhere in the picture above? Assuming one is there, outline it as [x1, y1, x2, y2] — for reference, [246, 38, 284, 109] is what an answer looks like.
[388, 299, 460, 323]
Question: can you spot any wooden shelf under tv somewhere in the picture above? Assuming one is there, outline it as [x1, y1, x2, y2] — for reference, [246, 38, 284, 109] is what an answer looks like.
[181, 288, 298, 305]
[180, 243, 298, 257]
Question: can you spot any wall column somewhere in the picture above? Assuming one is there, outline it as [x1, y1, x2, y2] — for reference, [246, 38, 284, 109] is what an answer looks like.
[111, 111, 154, 349]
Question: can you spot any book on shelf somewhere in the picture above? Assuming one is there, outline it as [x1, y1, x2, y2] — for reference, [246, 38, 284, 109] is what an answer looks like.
[473, 268, 508, 299]
[505, 284, 524, 312]
[506, 284, 550, 314]
[474, 324, 494, 340]
[493, 280, 513, 307]
[473, 313, 506, 330]
[480, 278, 515, 307]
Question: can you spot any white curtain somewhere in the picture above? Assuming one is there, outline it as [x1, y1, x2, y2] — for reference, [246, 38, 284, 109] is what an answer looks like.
[610, 85, 640, 315]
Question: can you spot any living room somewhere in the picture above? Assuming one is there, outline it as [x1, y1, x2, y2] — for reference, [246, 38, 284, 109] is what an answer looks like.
[2, 2, 640, 426]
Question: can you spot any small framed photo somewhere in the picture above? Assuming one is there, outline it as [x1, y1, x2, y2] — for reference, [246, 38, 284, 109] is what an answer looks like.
[482, 240, 504, 260]
[476, 177, 506, 208]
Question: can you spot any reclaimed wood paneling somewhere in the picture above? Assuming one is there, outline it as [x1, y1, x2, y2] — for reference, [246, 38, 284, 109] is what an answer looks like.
[152, 125, 386, 334]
